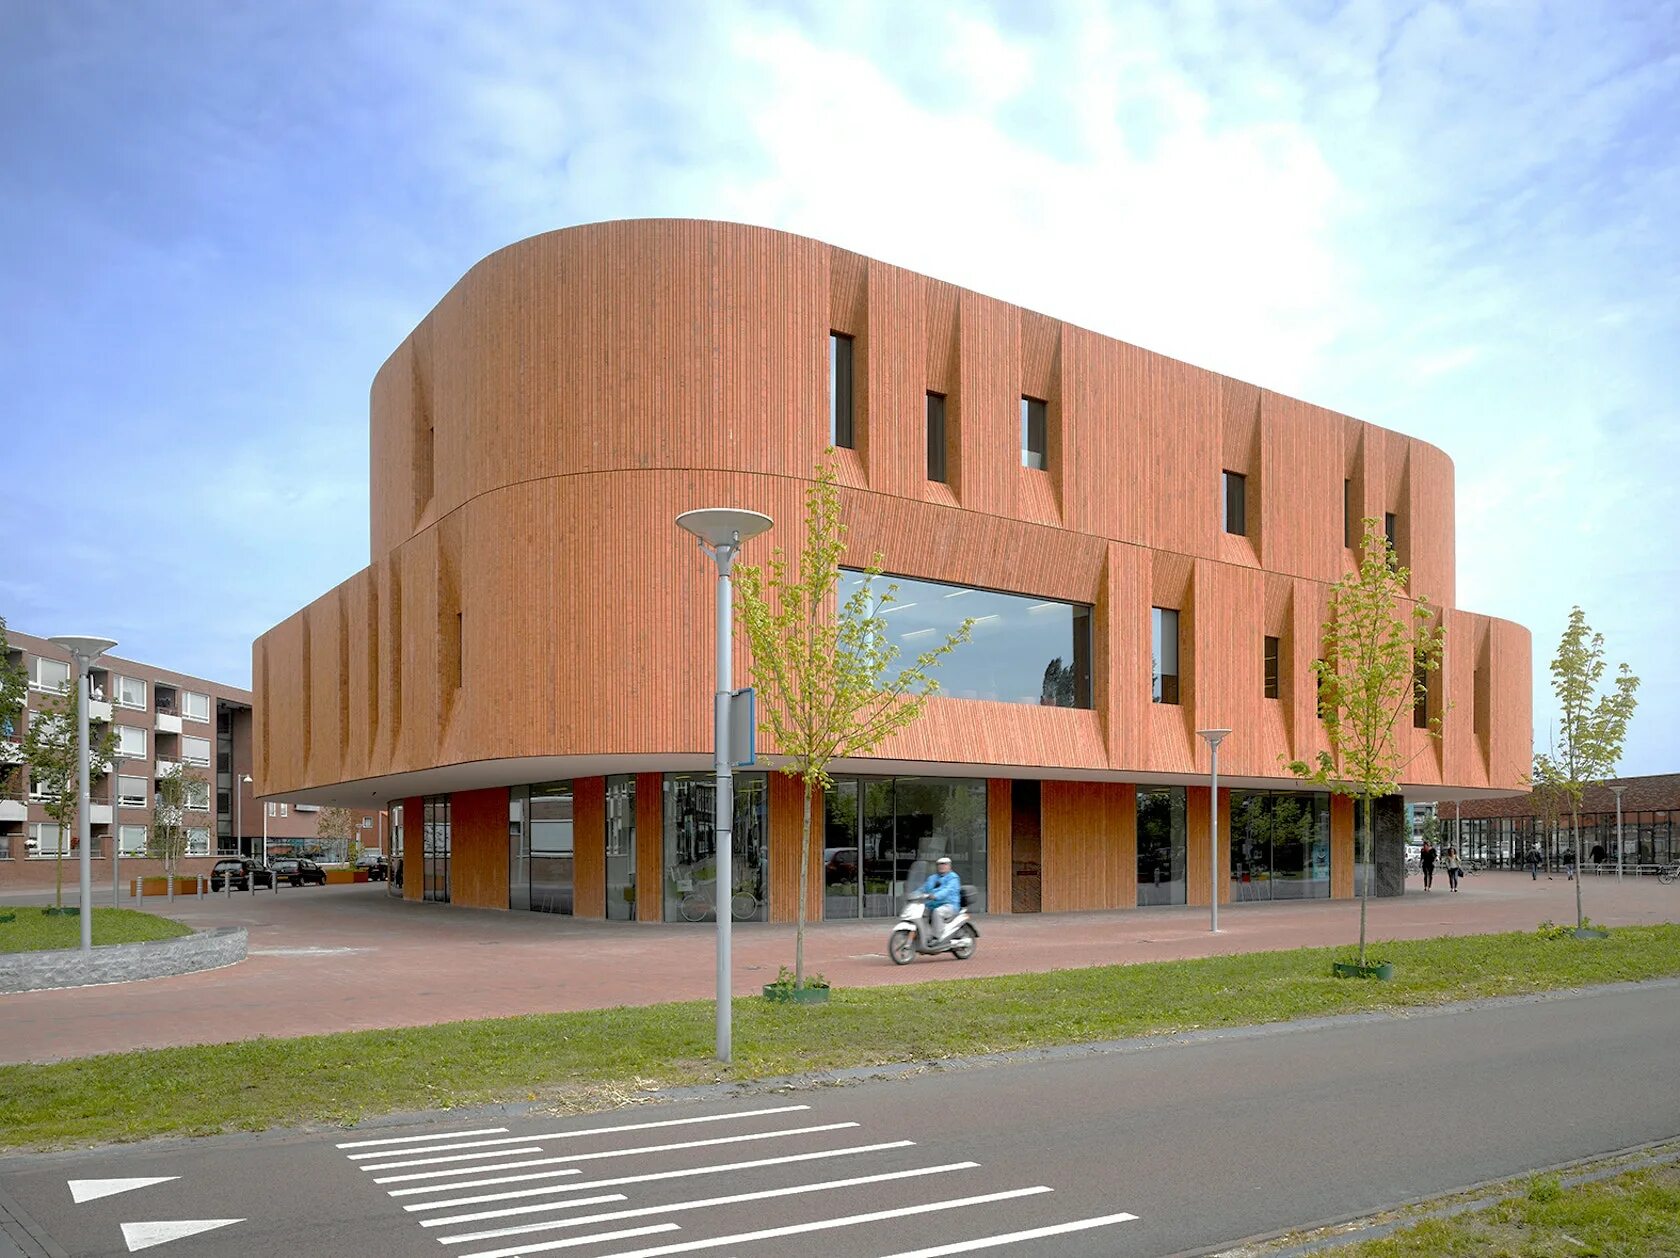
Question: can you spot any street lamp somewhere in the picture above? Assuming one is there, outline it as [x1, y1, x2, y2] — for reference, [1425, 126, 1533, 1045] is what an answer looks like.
[1197, 728, 1232, 934]
[47, 635, 118, 955]
[1609, 783, 1626, 883]
[675, 506, 773, 1065]
[236, 773, 253, 866]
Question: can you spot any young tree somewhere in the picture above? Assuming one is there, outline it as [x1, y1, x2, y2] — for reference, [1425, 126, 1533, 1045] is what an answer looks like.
[736, 456, 973, 990]
[1289, 517, 1447, 968]
[20, 682, 117, 909]
[1531, 607, 1639, 930]
[150, 762, 209, 885]
[317, 806, 356, 863]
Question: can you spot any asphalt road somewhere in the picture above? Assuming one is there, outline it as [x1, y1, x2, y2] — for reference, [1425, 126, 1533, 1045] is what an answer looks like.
[3, 981, 1677, 1258]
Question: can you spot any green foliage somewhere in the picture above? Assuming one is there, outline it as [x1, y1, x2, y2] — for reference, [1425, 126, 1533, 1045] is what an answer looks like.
[2, 924, 1678, 1151]
[1288, 517, 1446, 965]
[19, 680, 117, 908]
[735, 454, 972, 987]
[0, 615, 25, 745]
[1532, 606, 1639, 930]
[150, 762, 209, 874]
[1527, 1175, 1562, 1202]
[1536, 917, 1607, 940]
[767, 965, 829, 991]
[0, 907, 190, 954]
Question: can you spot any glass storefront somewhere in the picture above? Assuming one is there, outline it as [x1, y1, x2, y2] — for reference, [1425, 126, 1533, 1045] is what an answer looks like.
[388, 803, 404, 897]
[1136, 787, 1186, 905]
[839, 569, 1092, 708]
[1230, 790, 1330, 901]
[422, 795, 450, 903]
[606, 775, 636, 920]
[663, 773, 768, 922]
[528, 781, 575, 914]
[823, 776, 987, 918]
[508, 787, 530, 911]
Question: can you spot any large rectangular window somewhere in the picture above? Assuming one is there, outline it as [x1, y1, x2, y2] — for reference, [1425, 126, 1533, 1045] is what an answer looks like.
[529, 781, 574, 915]
[185, 827, 211, 857]
[30, 657, 69, 692]
[1137, 787, 1187, 906]
[117, 775, 147, 808]
[118, 824, 148, 856]
[1020, 396, 1046, 469]
[1264, 636, 1281, 700]
[829, 332, 854, 449]
[181, 735, 211, 766]
[664, 772, 769, 922]
[823, 776, 987, 919]
[1231, 790, 1331, 901]
[116, 675, 147, 709]
[840, 570, 1091, 708]
[1152, 607, 1180, 705]
[925, 392, 947, 483]
[117, 725, 147, 759]
[181, 691, 211, 723]
[1223, 471, 1247, 536]
[28, 822, 63, 856]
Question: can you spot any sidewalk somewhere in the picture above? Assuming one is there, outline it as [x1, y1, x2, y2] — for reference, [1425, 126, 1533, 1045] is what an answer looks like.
[1, 872, 1674, 1065]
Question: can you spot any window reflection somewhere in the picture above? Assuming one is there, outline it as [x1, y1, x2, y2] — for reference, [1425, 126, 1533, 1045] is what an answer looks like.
[529, 781, 574, 915]
[1230, 790, 1330, 901]
[823, 776, 987, 919]
[663, 773, 768, 922]
[840, 569, 1091, 708]
[1136, 787, 1186, 905]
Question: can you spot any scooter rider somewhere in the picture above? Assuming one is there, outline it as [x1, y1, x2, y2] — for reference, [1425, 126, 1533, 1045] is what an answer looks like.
[917, 857, 961, 940]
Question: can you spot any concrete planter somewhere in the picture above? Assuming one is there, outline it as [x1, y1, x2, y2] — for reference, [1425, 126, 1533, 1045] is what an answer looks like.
[0, 926, 247, 993]
[762, 983, 831, 1004]
[1332, 960, 1395, 981]
[1572, 928, 1609, 940]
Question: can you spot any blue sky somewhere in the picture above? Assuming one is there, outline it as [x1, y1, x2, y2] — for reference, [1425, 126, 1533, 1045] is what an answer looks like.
[2, 1, 1675, 774]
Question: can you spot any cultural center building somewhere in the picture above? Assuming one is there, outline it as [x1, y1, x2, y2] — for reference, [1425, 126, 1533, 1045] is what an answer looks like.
[254, 219, 1532, 923]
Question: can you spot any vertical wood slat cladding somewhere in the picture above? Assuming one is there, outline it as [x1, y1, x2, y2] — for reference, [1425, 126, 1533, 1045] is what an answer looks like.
[1332, 795, 1355, 899]
[987, 779, 1013, 913]
[1185, 787, 1233, 907]
[572, 777, 606, 920]
[1040, 781, 1136, 911]
[767, 771, 812, 925]
[449, 787, 510, 911]
[634, 772, 665, 923]
[258, 220, 1529, 826]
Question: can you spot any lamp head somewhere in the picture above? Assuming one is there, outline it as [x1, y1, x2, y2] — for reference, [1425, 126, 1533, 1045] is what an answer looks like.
[675, 508, 773, 549]
[1196, 728, 1233, 749]
[1609, 784, 1626, 798]
[47, 635, 118, 665]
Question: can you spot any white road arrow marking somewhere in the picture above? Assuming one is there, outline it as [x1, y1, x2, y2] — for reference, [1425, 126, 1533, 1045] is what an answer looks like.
[121, 1219, 243, 1251]
[68, 1177, 178, 1204]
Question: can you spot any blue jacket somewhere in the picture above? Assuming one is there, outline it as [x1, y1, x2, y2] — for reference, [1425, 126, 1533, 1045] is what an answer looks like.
[918, 870, 961, 913]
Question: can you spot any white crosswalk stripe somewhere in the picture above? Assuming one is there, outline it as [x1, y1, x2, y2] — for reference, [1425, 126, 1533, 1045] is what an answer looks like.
[336, 1102, 1143, 1257]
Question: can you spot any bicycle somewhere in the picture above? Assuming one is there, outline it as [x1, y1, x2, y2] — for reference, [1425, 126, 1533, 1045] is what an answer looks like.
[1659, 862, 1679, 886]
[676, 883, 761, 922]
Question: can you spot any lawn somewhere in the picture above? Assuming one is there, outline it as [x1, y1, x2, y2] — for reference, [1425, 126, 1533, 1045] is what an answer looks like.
[1342, 1162, 1680, 1255]
[0, 906, 191, 953]
[1, 923, 1676, 1150]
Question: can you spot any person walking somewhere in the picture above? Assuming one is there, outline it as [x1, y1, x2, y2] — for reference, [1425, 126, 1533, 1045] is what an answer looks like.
[1420, 838, 1437, 890]
[1445, 846, 1464, 892]
[1526, 842, 1543, 881]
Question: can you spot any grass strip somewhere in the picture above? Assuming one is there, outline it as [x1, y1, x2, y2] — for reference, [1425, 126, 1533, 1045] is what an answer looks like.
[0, 906, 191, 954]
[1339, 1161, 1680, 1255]
[2, 923, 1677, 1151]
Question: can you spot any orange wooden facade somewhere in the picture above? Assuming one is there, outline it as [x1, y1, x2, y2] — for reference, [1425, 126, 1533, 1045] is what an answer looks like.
[257, 220, 1530, 921]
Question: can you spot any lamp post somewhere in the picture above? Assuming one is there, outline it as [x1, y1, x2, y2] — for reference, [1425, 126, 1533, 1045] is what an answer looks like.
[1610, 784, 1626, 883]
[47, 635, 118, 955]
[1197, 728, 1232, 934]
[675, 506, 773, 1064]
[236, 774, 253, 885]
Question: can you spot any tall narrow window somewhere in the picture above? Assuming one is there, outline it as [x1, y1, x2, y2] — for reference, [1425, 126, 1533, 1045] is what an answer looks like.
[1020, 396, 1046, 470]
[829, 333, 854, 449]
[1384, 512, 1398, 553]
[1223, 471, 1247, 536]
[1413, 660, 1430, 729]
[1315, 660, 1331, 720]
[1343, 479, 1353, 548]
[455, 612, 464, 689]
[1152, 607, 1180, 705]
[1263, 636, 1280, 699]
[925, 392, 947, 483]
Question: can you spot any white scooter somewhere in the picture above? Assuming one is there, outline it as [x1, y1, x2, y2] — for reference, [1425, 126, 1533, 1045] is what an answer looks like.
[888, 863, 979, 965]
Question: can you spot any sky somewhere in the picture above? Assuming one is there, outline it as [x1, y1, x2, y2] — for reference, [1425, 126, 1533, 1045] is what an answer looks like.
[2, 0, 1675, 775]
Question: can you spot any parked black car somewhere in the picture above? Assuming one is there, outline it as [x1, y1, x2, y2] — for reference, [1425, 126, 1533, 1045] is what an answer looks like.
[355, 853, 390, 881]
[270, 858, 328, 888]
[209, 858, 277, 891]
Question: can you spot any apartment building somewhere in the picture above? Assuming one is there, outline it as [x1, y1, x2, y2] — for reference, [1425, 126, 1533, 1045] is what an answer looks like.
[1, 629, 373, 891]
[255, 219, 1531, 923]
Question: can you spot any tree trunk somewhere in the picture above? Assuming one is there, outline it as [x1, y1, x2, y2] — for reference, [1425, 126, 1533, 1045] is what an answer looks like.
[1573, 804, 1583, 930]
[796, 779, 812, 989]
[1359, 794, 1371, 968]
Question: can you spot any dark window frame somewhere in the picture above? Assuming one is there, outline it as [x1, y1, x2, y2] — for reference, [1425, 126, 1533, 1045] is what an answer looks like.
[1413, 660, 1430, 730]
[829, 332, 855, 449]
[925, 392, 947, 483]
[1152, 607, 1180, 705]
[1020, 396, 1047, 470]
[1263, 635, 1280, 700]
[1223, 470, 1247, 536]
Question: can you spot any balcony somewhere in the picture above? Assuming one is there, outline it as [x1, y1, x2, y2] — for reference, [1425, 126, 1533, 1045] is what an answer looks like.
[87, 803, 112, 825]
[87, 698, 113, 722]
[0, 739, 22, 765]
[155, 758, 181, 778]
[0, 798, 26, 823]
[155, 711, 182, 735]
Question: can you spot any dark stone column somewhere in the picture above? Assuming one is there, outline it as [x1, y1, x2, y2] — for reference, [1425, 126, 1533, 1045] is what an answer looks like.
[1373, 793, 1407, 897]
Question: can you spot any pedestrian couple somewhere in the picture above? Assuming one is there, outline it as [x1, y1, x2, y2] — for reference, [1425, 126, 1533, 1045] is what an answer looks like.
[1420, 840, 1464, 891]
